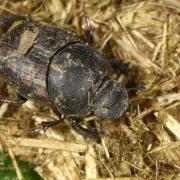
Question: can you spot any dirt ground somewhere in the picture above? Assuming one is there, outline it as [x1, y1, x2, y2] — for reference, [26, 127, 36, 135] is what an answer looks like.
[0, 0, 180, 179]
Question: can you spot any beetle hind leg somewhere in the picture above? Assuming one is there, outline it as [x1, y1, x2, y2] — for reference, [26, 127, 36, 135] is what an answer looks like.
[70, 116, 100, 139]
[25, 114, 65, 136]
[0, 94, 26, 104]
[25, 120, 63, 136]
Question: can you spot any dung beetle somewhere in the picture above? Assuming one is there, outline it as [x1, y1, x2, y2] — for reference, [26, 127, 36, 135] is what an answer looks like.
[0, 16, 129, 139]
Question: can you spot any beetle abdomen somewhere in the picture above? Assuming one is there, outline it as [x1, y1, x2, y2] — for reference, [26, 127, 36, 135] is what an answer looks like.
[48, 43, 112, 115]
[0, 19, 82, 101]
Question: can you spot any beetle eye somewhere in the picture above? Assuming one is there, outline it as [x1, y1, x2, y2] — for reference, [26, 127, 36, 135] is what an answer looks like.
[92, 80, 128, 119]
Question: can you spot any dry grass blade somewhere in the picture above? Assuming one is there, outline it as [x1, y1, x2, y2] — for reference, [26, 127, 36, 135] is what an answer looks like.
[85, 144, 98, 178]
[8, 148, 24, 180]
[162, 0, 180, 10]
[13, 138, 87, 152]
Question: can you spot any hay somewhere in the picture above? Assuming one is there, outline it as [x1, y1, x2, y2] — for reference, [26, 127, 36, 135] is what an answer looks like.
[0, 0, 180, 179]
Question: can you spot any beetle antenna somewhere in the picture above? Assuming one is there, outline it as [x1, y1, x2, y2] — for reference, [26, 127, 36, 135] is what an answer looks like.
[82, 2, 94, 45]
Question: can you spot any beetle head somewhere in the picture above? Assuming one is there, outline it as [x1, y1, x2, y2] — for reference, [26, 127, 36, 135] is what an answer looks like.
[92, 80, 128, 119]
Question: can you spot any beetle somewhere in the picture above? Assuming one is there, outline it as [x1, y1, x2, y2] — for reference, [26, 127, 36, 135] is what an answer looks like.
[0, 16, 129, 139]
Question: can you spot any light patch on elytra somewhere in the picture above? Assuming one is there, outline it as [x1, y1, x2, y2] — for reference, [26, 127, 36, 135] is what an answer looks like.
[33, 79, 46, 87]
[98, 70, 103, 75]
[18, 29, 38, 55]
[66, 57, 79, 67]
[27, 93, 33, 98]
[51, 63, 65, 73]
[55, 93, 64, 104]
[66, 53, 71, 59]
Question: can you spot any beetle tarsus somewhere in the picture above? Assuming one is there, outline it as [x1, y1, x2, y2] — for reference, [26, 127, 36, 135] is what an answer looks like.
[25, 119, 64, 136]
[70, 116, 100, 139]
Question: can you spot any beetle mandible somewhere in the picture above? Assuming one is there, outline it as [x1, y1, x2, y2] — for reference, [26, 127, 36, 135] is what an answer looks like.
[0, 16, 129, 139]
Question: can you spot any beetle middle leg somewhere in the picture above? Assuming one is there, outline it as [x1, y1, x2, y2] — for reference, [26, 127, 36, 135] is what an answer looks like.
[70, 116, 100, 139]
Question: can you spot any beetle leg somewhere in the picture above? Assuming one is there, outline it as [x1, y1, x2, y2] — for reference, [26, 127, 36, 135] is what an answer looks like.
[82, 3, 94, 45]
[0, 94, 26, 104]
[70, 116, 100, 139]
[25, 114, 65, 136]
[25, 120, 63, 136]
[128, 85, 146, 95]
[108, 59, 129, 75]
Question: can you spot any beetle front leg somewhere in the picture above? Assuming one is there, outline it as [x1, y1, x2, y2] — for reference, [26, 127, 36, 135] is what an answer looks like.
[70, 116, 100, 139]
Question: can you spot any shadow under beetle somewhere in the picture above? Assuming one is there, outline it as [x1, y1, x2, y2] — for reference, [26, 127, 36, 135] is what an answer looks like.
[0, 16, 129, 139]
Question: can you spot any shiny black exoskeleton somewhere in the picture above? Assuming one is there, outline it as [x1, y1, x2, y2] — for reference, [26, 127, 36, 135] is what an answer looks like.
[0, 16, 128, 139]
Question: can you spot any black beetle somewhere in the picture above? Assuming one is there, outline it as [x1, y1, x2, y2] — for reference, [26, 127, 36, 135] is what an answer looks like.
[0, 16, 128, 139]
